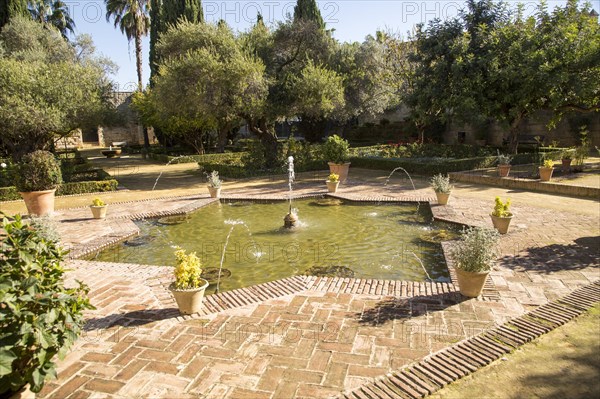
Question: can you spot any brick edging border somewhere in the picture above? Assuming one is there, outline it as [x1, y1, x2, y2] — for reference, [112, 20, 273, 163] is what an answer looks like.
[449, 170, 600, 199]
[341, 280, 600, 399]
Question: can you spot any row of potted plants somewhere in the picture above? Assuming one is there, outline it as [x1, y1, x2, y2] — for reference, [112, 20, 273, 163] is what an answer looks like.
[430, 174, 514, 234]
[496, 152, 571, 182]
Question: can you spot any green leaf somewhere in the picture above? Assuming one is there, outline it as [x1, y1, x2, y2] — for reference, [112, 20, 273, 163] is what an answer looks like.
[0, 349, 17, 376]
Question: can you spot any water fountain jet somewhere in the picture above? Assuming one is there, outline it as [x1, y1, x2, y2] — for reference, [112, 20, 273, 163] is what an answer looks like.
[284, 156, 298, 228]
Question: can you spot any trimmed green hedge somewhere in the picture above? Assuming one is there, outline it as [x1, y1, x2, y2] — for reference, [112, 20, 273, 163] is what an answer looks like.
[0, 180, 119, 201]
[147, 152, 246, 165]
[198, 159, 325, 179]
[349, 151, 562, 176]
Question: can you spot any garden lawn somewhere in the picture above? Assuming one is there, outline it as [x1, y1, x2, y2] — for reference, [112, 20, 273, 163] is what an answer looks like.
[430, 304, 600, 399]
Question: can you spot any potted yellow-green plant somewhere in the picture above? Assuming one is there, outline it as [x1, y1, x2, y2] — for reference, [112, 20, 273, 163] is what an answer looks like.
[14, 151, 63, 217]
[323, 135, 350, 183]
[451, 227, 500, 297]
[326, 173, 340, 193]
[169, 247, 209, 315]
[430, 174, 452, 205]
[206, 170, 222, 198]
[496, 153, 512, 177]
[90, 198, 107, 219]
[490, 196, 513, 234]
[539, 159, 554, 181]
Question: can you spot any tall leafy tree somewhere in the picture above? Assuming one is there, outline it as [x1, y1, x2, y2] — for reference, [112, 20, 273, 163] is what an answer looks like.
[28, 0, 75, 38]
[0, 0, 28, 30]
[0, 17, 115, 160]
[105, 0, 150, 91]
[162, 0, 203, 25]
[406, 0, 599, 152]
[150, 0, 203, 82]
[149, 0, 161, 80]
[136, 22, 267, 154]
[293, 0, 324, 30]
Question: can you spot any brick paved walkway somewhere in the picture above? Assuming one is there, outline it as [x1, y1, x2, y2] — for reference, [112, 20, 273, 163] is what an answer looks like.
[30, 176, 599, 398]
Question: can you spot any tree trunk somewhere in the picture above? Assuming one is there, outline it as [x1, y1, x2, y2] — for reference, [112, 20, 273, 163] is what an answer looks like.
[298, 117, 327, 143]
[217, 127, 229, 153]
[247, 119, 279, 168]
[507, 115, 524, 154]
[135, 32, 150, 149]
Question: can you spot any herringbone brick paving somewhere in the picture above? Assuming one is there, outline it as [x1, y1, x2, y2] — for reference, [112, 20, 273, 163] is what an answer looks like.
[33, 178, 599, 398]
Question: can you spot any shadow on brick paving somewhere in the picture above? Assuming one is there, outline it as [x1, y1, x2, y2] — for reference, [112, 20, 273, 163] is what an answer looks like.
[84, 308, 180, 331]
[356, 293, 465, 326]
[500, 236, 600, 273]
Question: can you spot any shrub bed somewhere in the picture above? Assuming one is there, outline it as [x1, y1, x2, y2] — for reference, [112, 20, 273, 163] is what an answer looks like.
[147, 152, 246, 164]
[0, 180, 119, 201]
[350, 151, 562, 176]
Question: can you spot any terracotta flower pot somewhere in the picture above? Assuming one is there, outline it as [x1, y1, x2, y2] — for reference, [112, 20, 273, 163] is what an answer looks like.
[208, 186, 221, 198]
[328, 162, 351, 184]
[90, 205, 107, 219]
[19, 189, 56, 217]
[455, 268, 489, 298]
[435, 192, 450, 205]
[539, 167, 554, 182]
[561, 159, 572, 173]
[326, 180, 339, 193]
[497, 164, 511, 177]
[490, 213, 513, 234]
[169, 279, 209, 315]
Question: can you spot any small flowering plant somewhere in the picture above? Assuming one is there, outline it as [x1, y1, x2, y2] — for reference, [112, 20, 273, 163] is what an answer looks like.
[542, 159, 554, 169]
[206, 170, 222, 188]
[172, 247, 203, 290]
[451, 227, 500, 273]
[430, 174, 452, 194]
[327, 173, 340, 183]
[496, 153, 513, 165]
[91, 198, 106, 207]
[491, 197, 512, 218]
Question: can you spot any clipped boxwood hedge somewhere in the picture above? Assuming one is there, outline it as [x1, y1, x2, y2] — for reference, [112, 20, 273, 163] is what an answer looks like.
[0, 180, 118, 201]
[349, 151, 561, 176]
[198, 159, 325, 179]
[148, 152, 247, 164]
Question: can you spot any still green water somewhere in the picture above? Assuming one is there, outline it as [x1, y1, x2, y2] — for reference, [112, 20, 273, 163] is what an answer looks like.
[91, 199, 456, 292]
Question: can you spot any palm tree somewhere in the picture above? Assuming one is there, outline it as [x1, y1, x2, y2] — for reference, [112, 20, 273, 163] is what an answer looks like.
[105, 0, 150, 91]
[105, 0, 151, 147]
[28, 0, 75, 38]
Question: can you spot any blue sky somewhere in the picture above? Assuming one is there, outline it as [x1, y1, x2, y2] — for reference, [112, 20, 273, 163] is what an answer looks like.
[65, 0, 592, 88]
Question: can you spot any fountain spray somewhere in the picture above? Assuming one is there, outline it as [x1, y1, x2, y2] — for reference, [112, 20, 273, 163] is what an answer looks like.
[284, 156, 298, 228]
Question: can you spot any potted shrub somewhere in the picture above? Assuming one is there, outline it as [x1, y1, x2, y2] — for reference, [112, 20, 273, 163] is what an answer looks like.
[322, 135, 350, 183]
[490, 196, 513, 234]
[496, 153, 512, 177]
[169, 247, 209, 315]
[206, 170, 222, 198]
[14, 151, 62, 217]
[560, 148, 574, 172]
[326, 173, 340, 193]
[0, 214, 93, 397]
[90, 198, 108, 219]
[450, 226, 500, 297]
[539, 159, 555, 182]
[430, 174, 452, 205]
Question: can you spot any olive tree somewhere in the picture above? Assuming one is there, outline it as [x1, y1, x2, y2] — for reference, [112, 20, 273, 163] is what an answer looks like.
[0, 17, 115, 160]
[135, 22, 267, 154]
